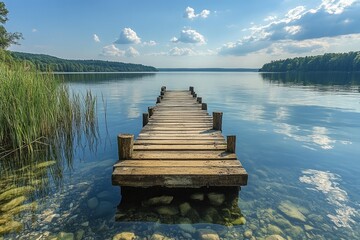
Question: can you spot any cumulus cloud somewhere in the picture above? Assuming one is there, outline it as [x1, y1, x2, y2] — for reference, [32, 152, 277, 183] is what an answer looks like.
[115, 28, 141, 44]
[267, 39, 329, 55]
[220, 0, 360, 56]
[168, 47, 196, 56]
[125, 47, 140, 57]
[171, 29, 206, 45]
[143, 40, 157, 46]
[184, 6, 210, 19]
[102, 44, 125, 57]
[32, 28, 37, 33]
[93, 34, 100, 43]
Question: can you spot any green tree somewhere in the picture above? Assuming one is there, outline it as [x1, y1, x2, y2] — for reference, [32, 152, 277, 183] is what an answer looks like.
[0, 1, 22, 49]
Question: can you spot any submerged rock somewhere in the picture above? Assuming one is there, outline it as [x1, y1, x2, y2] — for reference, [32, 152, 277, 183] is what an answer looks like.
[113, 232, 136, 240]
[179, 224, 196, 234]
[265, 235, 285, 240]
[58, 232, 74, 240]
[0, 186, 34, 201]
[190, 193, 204, 201]
[278, 201, 306, 222]
[87, 197, 99, 209]
[267, 224, 283, 235]
[304, 224, 314, 231]
[198, 229, 220, 240]
[97, 191, 112, 200]
[142, 195, 173, 206]
[1, 196, 27, 212]
[0, 221, 22, 235]
[179, 202, 191, 216]
[244, 230, 253, 238]
[75, 229, 85, 240]
[156, 206, 179, 215]
[95, 201, 113, 217]
[232, 216, 246, 225]
[207, 193, 225, 206]
[150, 232, 171, 240]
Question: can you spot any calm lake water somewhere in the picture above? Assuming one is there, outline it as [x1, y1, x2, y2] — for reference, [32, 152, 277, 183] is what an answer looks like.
[2, 72, 360, 239]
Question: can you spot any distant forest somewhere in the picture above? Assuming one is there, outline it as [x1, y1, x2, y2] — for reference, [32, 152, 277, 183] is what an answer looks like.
[10, 52, 158, 72]
[259, 51, 360, 72]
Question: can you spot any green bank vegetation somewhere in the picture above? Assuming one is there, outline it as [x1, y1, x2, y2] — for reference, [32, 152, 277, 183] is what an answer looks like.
[259, 51, 360, 72]
[11, 51, 158, 72]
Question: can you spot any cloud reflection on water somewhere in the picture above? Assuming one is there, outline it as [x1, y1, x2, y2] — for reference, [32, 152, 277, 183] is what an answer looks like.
[299, 169, 359, 228]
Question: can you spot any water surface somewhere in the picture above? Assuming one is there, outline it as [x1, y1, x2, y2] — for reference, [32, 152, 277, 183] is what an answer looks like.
[2, 72, 360, 239]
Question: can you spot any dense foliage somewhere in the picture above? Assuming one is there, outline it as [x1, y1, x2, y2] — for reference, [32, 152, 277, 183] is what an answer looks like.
[259, 52, 360, 72]
[0, 2, 22, 49]
[11, 51, 158, 72]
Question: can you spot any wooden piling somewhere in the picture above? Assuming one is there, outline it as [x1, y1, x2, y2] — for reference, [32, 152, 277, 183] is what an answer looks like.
[161, 86, 166, 91]
[213, 112, 223, 131]
[189, 86, 194, 94]
[202, 103, 208, 110]
[193, 93, 197, 98]
[156, 97, 161, 103]
[118, 134, 134, 160]
[197, 97, 202, 104]
[148, 106, 155, 117]
[227, 135, 236, 153]
[160, 90, 165, 96]
[142, 113, 149, 127]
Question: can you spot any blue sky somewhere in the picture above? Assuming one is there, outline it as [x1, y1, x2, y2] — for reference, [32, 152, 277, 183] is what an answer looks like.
[4, 0, 360, 68]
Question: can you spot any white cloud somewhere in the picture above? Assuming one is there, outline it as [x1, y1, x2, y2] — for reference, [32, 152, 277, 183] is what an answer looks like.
[115, 28, 141, 44]
[184, 6, 210, 20]
[219, 0, 359, 56]
[143, 40, 157, 46]
[125, 47, 140, 57]
[171, 29, 206, 45]
[102, 44, 125, 57]
[168, 47, 196, 56]
[320, 0, 356, 14]
[93, 34, 100, 43]
[264, 16, 277, 22]
[32, 28, 37, 33]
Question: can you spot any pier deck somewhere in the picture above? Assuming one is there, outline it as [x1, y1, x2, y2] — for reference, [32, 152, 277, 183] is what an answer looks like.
[112, 87, 248, 188]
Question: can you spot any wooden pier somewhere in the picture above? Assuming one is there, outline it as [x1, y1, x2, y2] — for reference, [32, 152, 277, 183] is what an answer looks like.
[112, 87, 248, 188]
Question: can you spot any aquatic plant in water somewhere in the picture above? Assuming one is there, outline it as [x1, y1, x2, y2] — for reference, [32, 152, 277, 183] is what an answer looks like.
[0, 50, 99, 235]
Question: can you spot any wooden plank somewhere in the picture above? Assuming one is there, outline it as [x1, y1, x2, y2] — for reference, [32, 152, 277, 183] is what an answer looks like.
[114, 160, 242, 168]
[132, 151, 237, 160]
[112, 167, 248, 187]
[112, 89, 248, 188]
[135, 139, 226, 145]
[133, 144, 227, 151]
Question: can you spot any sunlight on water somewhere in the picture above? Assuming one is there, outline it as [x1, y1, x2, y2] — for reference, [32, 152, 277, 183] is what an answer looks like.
[2, 72, 360, 239]
[299, 169, 359, 228]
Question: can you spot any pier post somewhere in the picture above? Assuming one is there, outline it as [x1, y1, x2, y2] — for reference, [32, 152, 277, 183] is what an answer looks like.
[189, 86, 194, 94]
[213, 112, 223, 131]
[148, 106, 155, 117]
[161, 86, 166, 92]
[156, 97, 161, 103]
[143, 113, 149, 126]
[160, 90, 165, 96]
[227, 135, 236, 153]
[118, 134, 134, 160]
[197, 97, 202, 104]
[202, 103, 207, 110]
[193, 93, 197, 98]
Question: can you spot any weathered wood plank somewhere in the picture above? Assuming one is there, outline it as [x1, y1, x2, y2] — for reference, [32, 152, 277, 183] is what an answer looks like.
[135, 139, 226, 145]
[132, 151, 237, 160]
[114, 160, 242, 167]
[112, 88, 248, 188]
[133, 144, 227, 151]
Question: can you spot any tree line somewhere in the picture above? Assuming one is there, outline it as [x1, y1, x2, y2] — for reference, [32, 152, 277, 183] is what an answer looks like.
[11, 52, 158, 72]
[259, 51, 360, 72]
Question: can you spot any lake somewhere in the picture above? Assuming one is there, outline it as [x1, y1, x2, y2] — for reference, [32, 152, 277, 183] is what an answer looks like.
[1, 71, 360, 239]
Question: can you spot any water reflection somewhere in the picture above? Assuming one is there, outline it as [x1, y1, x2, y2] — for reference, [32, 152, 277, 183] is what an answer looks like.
[299, 169, 359, 228]
[261, 72, 360, 91]
[56, 72, 156, 84]
[116, 187, 245, 226]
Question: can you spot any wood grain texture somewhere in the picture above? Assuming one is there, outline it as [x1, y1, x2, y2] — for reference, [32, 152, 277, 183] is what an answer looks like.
[112, 89, 248, 187]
